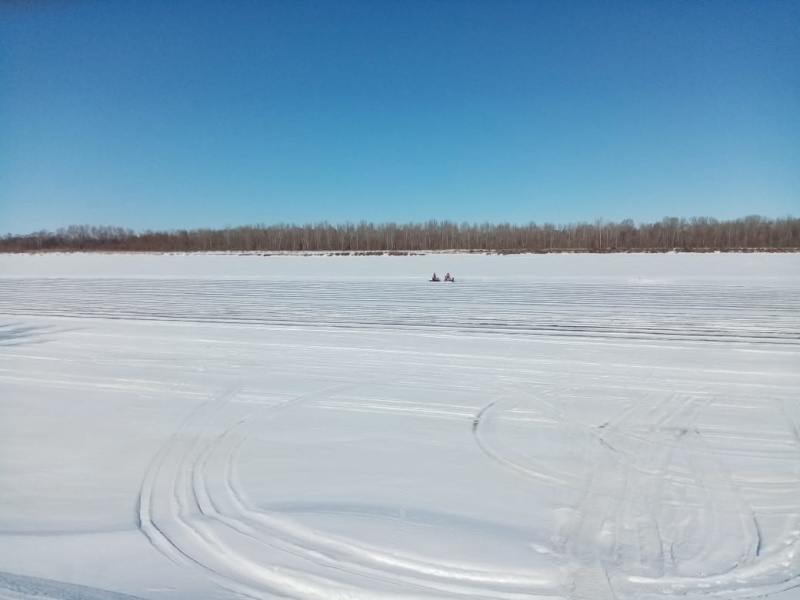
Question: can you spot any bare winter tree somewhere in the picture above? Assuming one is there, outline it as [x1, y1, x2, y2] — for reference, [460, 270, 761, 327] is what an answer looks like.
[1, 216, 797, 253]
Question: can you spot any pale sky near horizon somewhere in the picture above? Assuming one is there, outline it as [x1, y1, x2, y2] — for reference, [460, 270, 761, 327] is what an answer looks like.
[1, 0, 798, 235]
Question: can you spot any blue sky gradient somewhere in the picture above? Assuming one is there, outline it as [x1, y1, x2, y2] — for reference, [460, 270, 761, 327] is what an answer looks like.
[1, 1, 798, 234]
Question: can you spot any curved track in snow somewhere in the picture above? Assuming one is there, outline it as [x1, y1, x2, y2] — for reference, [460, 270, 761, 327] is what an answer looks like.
[2, 256, 798, 599]
[138, 383, 558, 599]
[472, 392, 800, 599]
[136, 379, 800, 599]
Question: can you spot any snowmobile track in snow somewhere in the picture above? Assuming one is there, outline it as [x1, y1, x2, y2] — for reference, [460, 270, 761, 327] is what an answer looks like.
[3, 255, 798, 599]
[139, 382, 557, 599]
[135, 376, 800, 599]
[2, 279, 798, 346]
[472, 388, 800, 599]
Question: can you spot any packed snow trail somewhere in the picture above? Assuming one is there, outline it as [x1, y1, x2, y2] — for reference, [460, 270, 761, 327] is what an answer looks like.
[0, 253, 798, 599]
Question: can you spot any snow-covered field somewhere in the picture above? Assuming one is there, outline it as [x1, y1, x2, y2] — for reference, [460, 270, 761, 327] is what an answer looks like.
[0, 252, 798, 600]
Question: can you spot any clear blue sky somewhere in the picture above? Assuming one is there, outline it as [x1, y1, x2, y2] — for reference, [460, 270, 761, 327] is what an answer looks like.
[1, 1, 798, 234]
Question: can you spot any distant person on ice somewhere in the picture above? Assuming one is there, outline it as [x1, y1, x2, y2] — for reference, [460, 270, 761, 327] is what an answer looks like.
[444, 273, 451, 281]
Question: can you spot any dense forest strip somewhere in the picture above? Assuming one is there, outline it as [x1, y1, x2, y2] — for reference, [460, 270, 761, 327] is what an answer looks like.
[2, 216, 798, 253]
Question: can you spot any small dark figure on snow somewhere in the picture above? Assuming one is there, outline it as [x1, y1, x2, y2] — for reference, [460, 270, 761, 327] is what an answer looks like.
[444, 272, 452, 282]
[431, 272, 440, 282]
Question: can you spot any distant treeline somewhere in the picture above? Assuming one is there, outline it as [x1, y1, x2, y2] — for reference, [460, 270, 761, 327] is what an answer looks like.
[2, 216, 798, 253]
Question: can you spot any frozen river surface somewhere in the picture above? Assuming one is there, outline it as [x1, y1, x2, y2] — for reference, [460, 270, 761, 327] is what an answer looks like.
[0, 252, 798, 600]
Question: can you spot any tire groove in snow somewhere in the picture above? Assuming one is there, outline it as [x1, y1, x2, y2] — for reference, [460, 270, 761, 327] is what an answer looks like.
[4, 261, 798, 599]
[138, 381, 554, 598]
[1, 279, 797, 346]
[472, 389, 800, 599]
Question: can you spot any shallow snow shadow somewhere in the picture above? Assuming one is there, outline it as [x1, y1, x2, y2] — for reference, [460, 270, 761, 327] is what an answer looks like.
[267, 501, 543, 542]
[0, 323, 71, 347]
[0, 570, 145, 600]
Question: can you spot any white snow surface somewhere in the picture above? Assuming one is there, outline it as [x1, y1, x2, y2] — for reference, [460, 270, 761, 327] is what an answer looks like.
[0, 252, 798, 600]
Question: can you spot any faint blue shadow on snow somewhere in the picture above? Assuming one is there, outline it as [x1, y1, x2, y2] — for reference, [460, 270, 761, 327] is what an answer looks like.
[0, 323, 76, 347]
[0, 570, 144, 600]
[267, 501, 545, 543]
